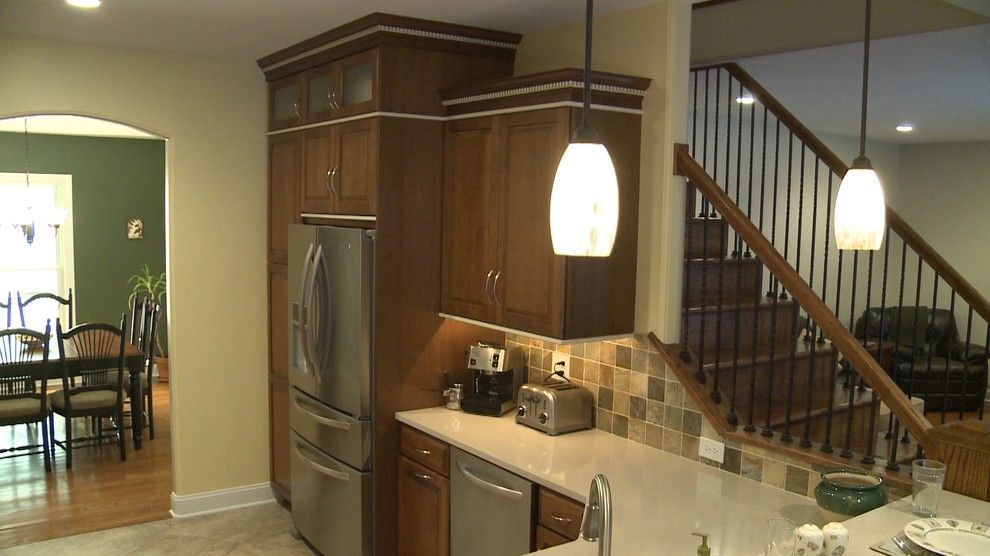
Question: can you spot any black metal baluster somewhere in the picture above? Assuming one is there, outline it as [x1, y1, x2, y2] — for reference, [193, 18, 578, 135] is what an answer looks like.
[691, 70, 699, 159]
[959, 306, 975, 421]
[941, 291, 956, 425]
[818, 172, 834, 344]
[744, 87, 755, 259]
[841, 252, 860, 459]
[779, 131, 794, 301]
[763, 269, 781, 438]
[732, 81, 744, 258]
[904, 254, 925, 444]
[800, 158, 822, 448]
[700, 69, 710, 216]
[886, 417, 901, 471]
[681, 186, 694, 363]
[696, 193, 711, 385]
[710, 69, 721, 218]
[861, 250, 878, 464]
[821, 327, 839, 453]
[879, 228, 895, 439]
[926, 275, 939, 424]
[780, 142, 804, 443]
[766, 119, 781, 298]
[981, 328, 989, 420]
[744, 106, 769, 433]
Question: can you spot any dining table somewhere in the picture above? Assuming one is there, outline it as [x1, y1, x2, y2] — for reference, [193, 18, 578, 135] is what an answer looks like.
[3, 336, 149, 450]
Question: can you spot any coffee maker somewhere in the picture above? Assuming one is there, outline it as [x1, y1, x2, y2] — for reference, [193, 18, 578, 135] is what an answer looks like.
[460, 342, 524, 416]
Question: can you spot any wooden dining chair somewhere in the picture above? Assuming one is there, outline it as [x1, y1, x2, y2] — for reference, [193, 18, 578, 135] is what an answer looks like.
[0, 292, 11, 327]
[0, 324, 53, 472]
[50, 315, 127, 469]
[117, 302, 160, 440]
[127, 296, 150, 349]
[17, 289, 73, 329]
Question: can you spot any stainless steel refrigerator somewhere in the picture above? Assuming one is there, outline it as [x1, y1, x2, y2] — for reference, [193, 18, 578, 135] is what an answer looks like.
[288, 224, 375, 556]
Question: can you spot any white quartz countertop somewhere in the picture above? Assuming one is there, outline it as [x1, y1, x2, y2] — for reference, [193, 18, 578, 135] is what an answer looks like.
[396, 407, 825, 555]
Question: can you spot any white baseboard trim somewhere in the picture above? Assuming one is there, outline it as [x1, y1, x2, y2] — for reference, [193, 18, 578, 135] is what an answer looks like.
[170, 482, 275, 519]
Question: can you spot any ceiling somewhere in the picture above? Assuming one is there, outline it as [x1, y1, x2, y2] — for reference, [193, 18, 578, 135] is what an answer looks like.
[737, 23, 990, 144]
[0, 0, 660, 60]
[0, 115, 158, 139]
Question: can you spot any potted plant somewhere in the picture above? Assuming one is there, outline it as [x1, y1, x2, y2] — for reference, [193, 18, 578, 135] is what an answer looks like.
[128, 264, 168, 382]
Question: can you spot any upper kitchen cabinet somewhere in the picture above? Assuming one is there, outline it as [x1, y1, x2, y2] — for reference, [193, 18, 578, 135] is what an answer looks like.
[304, 49, 379, 122]
[269, 74, 305, 131]
[440, 70, 651, 341]
[301, 118, 379, 216]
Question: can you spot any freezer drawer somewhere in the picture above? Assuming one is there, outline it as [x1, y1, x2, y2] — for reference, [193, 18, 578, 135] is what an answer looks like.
[290, 387, 372, 471]
[450, 447, 534, 556]
[291, 432, 372, 556]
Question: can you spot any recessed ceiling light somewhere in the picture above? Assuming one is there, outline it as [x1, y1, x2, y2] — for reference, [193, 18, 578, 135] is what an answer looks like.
[735, 95, 755, 105]
[66, 0, 101, 8]
[895, 123, 914, 132]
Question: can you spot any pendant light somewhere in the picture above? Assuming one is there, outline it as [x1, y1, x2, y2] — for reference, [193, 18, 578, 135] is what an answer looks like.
[834, 0, 885, 251]
[549, 0, 619, 257]
[7, 119, 68, 245]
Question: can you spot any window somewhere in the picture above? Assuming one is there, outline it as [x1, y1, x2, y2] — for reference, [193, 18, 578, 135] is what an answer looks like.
[0, 172, 75, 330]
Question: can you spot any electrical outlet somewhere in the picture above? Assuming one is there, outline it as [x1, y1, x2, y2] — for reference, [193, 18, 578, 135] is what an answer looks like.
[698, 437, 725, 464]
[550, 351, 570, 378]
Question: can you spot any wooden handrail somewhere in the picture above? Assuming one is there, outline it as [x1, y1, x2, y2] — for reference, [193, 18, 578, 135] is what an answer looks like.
[692, 63, 990, 324]
[674, 143, 935, 453]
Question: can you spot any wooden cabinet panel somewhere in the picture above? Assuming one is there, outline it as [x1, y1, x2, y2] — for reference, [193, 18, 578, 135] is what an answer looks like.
[302, 126, 336, 214]
[537, 487, 583, 539]
[535, 525, 571, 550]
[334, 118, 378, 215]
[334, 49, 379, 118]
[270, 376, 291, 500]
[268, 263, 288, 378]
[497, 109, 569, 337]
[397, 456, 450, 556]
[305, 63, 336, 122]
[399, 425, 450, 476]
[440, 117, 500, 323]
[269, 74, 304, 131]
[268, 133, 301, 264]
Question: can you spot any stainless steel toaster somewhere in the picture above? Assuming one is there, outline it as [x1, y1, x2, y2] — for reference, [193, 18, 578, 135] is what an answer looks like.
[515, 382, 594, 435]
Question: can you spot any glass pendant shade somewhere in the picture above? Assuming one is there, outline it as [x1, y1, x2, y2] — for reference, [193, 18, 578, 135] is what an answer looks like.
[834, 163, 885, 250]
[550, 141, 619, 256]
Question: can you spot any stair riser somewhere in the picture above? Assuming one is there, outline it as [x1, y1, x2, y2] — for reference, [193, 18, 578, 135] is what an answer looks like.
[711, 349, 838, 418]
[771, 401, 877, 454]
[684, 259, 763, 308]
[684, 218, 727, 259]
[685, 302, 799, 357]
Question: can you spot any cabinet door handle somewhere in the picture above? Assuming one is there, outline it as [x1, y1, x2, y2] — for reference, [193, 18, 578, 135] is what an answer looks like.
[329, 165, 339, 196]
[492, 270, 502, 306]
[412, 471, 432, 482]
[484, 269, 495, 305]
[330, 87, 340, 109]
[415, 448, 432, 456]
[292, 100, 300, 118]
[550, 512, 573, 524]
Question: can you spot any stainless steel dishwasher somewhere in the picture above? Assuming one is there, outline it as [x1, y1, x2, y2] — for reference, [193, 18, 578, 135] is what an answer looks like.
[450, 447, 534, 556]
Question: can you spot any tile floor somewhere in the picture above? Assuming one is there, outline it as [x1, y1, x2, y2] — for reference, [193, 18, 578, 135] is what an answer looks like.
[0, 502, 313, 555]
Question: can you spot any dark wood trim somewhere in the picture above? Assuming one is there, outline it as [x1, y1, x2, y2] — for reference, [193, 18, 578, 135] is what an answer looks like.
[258, 12, 521, 71]
[672, 144, 935, 454]
[440, 68, 651, 101]
[707, 62, 990, 325]
[692, 0, 747, 10]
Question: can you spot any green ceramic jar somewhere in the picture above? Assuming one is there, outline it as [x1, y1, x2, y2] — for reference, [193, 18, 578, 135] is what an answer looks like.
[814, 469, 886, 520]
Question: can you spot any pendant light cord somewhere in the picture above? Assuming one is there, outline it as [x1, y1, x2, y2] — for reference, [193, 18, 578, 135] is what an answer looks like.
[23, 119, 31, 190]
[581, 0, 593, 130]
[858, 0, 871, 158]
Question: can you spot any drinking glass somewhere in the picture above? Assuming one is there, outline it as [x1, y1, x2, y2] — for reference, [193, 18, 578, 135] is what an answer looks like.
[765, 518, 796, 556]
[912, 459, 946, 517]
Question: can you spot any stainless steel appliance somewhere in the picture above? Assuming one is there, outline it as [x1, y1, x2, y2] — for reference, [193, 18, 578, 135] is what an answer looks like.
[288, 224, 375, 556]
[450, 447, 534, 556]
[459, 342, 524, 416]
[516, 382, 595, 435]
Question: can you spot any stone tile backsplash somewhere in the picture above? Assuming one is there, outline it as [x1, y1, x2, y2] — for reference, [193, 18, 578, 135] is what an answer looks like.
[505, 333, 828, 499]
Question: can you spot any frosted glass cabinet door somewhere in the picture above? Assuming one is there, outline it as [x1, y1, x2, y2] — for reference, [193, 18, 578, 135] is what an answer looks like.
[335, 50, 378, 117]
[270, 75, 303, 130]
[306, 64, 335, 121]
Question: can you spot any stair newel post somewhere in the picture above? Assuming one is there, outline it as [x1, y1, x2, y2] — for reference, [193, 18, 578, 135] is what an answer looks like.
[940, 291, 956, 425]
[861, 250, 879, 464]
[766, 118, 781, 299]
[744, 89, 756, 259]
[762, 267, 781, 438]
[779, 130, 794, 301]
[840, 252, 861, 458]
[816, 171, 841, 344]
[700, 69, 710, 217]
[691, 70, 699, 160]
[958, 306, 974, 422]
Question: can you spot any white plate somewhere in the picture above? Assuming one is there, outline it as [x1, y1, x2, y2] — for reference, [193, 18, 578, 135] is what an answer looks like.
[903, 518, 990, 556]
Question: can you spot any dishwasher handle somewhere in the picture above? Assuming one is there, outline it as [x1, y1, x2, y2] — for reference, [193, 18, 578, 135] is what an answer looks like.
[456, 461, 523, 500]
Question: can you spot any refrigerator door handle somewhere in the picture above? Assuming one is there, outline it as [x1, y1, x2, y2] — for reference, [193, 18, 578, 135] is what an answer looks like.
[292, 394, 351, 430]
[303, 244, 323, 381]
[295, 243, 316, 374]
[313, 245, 333, 377]
[456, 461, 524, 500]
[293, 441, 351, 482]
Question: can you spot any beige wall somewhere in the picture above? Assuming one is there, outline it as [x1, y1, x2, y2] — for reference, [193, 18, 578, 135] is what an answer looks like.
[514, 0, 692, 341]
[0, 35, 269, 495]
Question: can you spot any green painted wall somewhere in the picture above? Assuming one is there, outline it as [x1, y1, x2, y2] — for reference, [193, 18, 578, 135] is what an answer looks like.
[0, 132, 167, 351]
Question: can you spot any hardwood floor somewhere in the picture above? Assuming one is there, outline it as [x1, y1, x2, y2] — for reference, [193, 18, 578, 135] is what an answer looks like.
[0, 385, 172, 549]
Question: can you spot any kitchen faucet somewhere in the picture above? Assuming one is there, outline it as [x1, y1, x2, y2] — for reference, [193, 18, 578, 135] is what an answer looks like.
[579, 474, 612, 556]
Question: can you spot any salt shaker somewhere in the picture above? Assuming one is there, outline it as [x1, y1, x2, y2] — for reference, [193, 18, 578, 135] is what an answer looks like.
[822, 522, 848, 556]
[794, 523, 824, 556]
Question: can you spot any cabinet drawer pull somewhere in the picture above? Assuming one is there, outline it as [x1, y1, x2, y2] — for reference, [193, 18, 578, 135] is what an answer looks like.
[550, 513, 573, 524]
[415, 448, 432, 456]
[412, 471, 432, 481]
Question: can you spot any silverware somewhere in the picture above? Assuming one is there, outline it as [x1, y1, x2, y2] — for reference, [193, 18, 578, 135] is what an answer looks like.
[891, 534, 920, 556]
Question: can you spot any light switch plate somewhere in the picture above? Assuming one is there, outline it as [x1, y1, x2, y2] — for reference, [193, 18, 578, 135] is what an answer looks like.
[698, 437, 725, 464]
[551, 351, 570, 379]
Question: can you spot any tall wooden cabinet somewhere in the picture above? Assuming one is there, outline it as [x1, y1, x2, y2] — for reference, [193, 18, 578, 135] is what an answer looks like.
[259, 13, 518, 555]
[440, 70, 651, 340]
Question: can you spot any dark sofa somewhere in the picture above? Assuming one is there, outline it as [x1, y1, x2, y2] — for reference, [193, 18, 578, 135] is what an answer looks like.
[853, 306, 988, 412]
